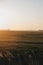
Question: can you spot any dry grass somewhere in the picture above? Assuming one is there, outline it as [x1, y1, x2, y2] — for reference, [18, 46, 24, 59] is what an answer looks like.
[0, 31, 43, 47]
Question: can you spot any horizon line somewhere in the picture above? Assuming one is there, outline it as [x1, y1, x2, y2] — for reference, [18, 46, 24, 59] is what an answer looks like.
[0, 29, 43, 31]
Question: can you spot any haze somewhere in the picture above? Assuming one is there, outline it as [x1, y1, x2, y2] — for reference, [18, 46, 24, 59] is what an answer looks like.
[0, 0, 43, 30]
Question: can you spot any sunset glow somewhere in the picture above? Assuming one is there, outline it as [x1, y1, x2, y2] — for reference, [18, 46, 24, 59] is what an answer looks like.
[0, 0, 43, 30]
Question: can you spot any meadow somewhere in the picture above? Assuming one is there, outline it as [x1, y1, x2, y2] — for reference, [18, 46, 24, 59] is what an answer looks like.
[0, 31, 43, 65]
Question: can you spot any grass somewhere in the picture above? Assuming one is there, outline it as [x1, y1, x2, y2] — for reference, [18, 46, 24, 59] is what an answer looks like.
[0, 31, 43, 65]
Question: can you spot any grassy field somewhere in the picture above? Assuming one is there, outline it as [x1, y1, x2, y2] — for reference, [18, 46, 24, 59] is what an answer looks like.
[0, 31, 43, 65]
[0, 30, 43, 47]
[0, 30, 43, 41]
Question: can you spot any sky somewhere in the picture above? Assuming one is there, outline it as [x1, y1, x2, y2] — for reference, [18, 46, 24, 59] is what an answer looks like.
[0, 0, 43, 30]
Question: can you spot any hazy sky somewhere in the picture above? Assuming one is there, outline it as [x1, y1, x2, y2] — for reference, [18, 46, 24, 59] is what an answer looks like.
[0, 0, 43, 30]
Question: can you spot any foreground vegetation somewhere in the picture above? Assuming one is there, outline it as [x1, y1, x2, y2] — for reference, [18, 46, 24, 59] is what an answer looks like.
[0, 46, 43, 65]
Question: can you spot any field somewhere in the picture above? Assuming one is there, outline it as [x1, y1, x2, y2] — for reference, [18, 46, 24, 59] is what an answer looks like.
[0, 30, 43, 47]
[0, 31, 43, 65]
